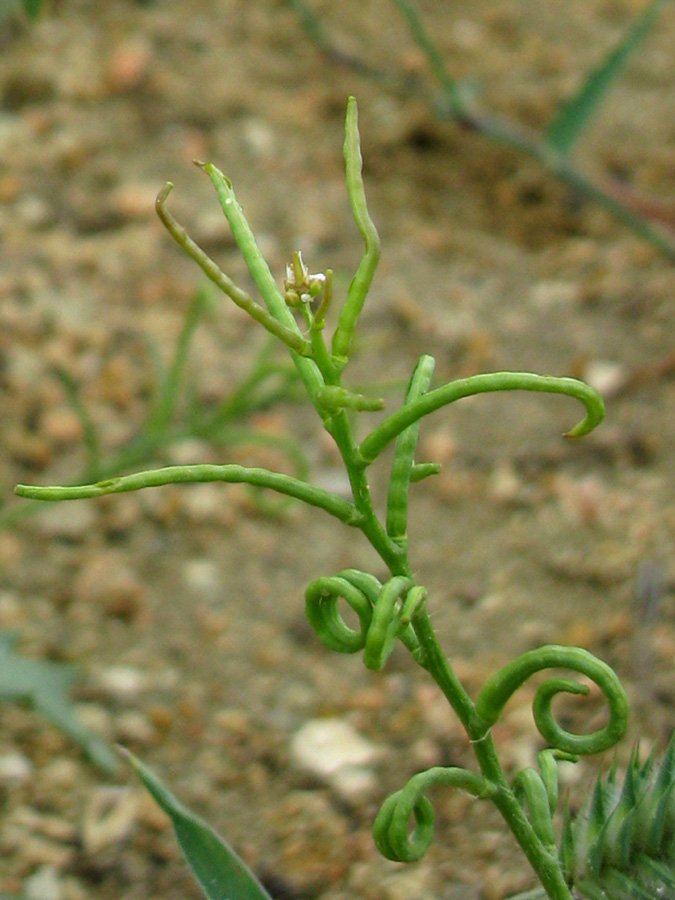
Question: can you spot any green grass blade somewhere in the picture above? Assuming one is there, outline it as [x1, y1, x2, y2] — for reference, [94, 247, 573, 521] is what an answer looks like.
[390, 0, 466, 117]
[147, 287, 211, 434]
[52, 367, 101, 478]
[546, 0, 667, 156]
[0, 632, 118, 773]
[123, 750, 274, 900]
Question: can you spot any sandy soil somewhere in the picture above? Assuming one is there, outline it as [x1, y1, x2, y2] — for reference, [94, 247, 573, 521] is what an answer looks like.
[1, 2, 674, 899]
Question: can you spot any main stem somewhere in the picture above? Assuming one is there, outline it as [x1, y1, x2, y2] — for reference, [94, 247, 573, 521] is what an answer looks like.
[413, 613, 572, 900]
[325, 405, 572, 899]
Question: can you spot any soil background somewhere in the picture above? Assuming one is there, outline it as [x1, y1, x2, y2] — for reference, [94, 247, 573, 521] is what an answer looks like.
[1, 2, 675, 899]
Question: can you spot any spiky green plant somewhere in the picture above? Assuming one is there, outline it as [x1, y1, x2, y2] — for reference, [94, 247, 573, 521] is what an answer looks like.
[513, 735, 675, 900]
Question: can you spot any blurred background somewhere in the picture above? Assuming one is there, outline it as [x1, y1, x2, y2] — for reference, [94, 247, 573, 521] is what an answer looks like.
[1, 3, 674, 899]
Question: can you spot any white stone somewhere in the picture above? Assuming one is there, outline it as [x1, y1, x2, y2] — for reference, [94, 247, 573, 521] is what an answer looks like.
[290, 718, 384, 801]
[582, 359, 627, 398]
[81, 786, 138, 854]
[291, 718, 382, 777]
[0, 751, 33, 784]
[329, 765, 379, 803]
[97, 666, 146, 701]
[25, 865, 62, 900]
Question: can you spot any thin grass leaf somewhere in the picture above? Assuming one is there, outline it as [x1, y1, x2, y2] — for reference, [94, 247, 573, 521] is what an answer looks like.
[390, 0, 465, 117]
[53, 367, 101, 477]
[123, 750, 274, 900]
[546, 0, 667, 156]
[0, 632, 117, 773]
[284, 0, 420, 91]
[147, 287, 212, 434]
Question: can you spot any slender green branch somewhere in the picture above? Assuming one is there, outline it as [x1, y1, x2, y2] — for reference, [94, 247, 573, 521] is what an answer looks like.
[360, 372, 605, 464]
[15, 465, 361, 526]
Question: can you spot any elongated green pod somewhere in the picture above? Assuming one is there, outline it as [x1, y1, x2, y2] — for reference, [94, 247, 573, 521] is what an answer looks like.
[360, 372, 605, 464]
[386, 354, 436, 542]
[156, 183, 312, 357]
[331, 97, 380, 367]
[16, 464, 361, 526]
[197, 164, 325, 399]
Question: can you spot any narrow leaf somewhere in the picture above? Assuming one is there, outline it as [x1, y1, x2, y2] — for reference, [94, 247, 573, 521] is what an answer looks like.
[123, 750, 274, 900]
[0, 632, 117, 773]
[546, 0, 666, 156]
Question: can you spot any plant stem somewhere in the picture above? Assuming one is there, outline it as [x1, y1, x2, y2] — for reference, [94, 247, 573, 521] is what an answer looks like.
[411, 608, 573, 900]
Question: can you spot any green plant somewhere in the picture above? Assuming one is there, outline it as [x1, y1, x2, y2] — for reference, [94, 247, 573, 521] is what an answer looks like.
[16, 98, 635, 900]
[287, 0, 675, 259]
[515, 735, 675, 900]
[0, 631, 117, 773]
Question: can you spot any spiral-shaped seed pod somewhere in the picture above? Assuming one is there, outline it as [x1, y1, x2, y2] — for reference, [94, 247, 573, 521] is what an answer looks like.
[474, 645, 629, 755]
[304, 569, 425, 669]
[373, 766, 493, 862]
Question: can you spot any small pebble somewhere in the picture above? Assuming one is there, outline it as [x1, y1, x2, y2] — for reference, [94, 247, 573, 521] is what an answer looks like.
[96, 666, 146, 702]
[72, 552, 146, 620]
[105, 38, 153, 93]
[488, 461, 522, 505]
[81, 786, 138, 854]
[582, 359, 627, 398]
[40, 406, 83, 446]
[40, 758, 80, 792]
[290, 718, 384, 801]
[24, 865, 62, 900]
[290, 718, 383, 778]
[115, 710, 155, 745]
[529, 279, 579, 308]
[0, 752, 33, 785]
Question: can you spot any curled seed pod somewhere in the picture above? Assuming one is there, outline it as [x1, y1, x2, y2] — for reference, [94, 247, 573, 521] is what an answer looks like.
[474, 645, 629, 756]
[304, 571, 380, 654]
[304, 570, 425, 669]
[373, 766, 492, 862]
